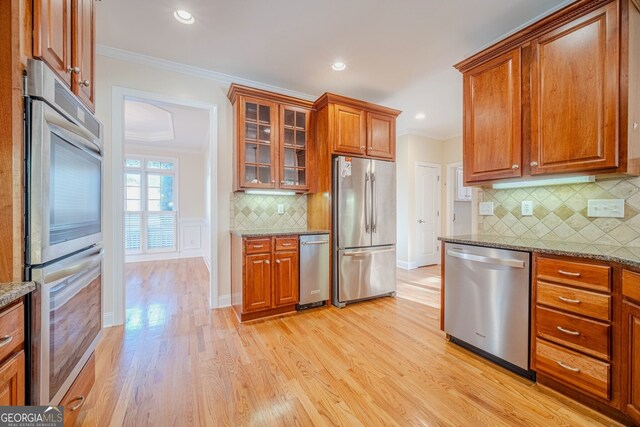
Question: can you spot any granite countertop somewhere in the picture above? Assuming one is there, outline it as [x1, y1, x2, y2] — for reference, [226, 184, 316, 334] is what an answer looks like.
[439, 235, 640, 269]
[0, 282, 36, 310]
[231, 228, 330, 238]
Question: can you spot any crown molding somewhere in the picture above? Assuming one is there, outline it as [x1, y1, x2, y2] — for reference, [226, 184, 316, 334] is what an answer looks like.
[96, 44, 317, 101]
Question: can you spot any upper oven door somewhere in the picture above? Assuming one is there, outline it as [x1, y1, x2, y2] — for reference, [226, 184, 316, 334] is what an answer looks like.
[29, 100, 103, 265]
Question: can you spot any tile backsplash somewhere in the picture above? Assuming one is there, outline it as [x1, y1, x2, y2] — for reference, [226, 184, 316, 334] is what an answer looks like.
[478, 177, 640, 246]
[230, 193, 307, 230]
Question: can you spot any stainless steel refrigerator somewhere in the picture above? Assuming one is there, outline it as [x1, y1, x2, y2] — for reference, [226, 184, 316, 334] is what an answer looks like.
[333, 156, 396, 307]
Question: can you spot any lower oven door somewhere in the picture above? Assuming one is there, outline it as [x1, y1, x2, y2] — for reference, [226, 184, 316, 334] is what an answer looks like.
[30, 244, 103, 405]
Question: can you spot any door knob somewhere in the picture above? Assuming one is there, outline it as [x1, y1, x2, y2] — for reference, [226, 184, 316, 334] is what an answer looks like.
[80, 80, 91, 87]
[530, 161, 538, 167]
[511, 164, 519, 170]
[67, 66, 80, 74]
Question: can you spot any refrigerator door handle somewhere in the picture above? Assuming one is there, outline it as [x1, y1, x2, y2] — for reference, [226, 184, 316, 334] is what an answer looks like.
[365, 172, 371, 233]
[371, 172, 377, 233]
[343, 248, 395, 257]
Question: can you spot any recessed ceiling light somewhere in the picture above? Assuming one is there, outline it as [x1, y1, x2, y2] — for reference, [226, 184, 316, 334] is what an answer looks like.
[332, 62, 346, 71]
[174, 9, 195, 24]
[415, 113, 426, 120]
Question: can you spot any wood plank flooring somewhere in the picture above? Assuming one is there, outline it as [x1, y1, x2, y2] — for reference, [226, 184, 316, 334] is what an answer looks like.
[76, 259, 619, 426]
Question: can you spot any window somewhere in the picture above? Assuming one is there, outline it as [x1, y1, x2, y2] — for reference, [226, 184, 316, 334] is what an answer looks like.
[124, 156, 178, 255]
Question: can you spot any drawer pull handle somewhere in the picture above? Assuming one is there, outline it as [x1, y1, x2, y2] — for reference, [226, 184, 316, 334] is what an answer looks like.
[556, 326, 580, 336]
[68, 395, 85, 411]
[253, 245, 264, 248]
[558, 296, 581, 304]
[281, 243, 292, 246]
[558, 270, 581, 277]
[0, 336, 13, 347]
[556, 361, 581, 373]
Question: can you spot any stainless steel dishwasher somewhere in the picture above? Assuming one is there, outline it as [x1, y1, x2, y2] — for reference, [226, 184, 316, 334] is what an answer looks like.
[297, 234, 330, 310]
[444, 242, 533, 378]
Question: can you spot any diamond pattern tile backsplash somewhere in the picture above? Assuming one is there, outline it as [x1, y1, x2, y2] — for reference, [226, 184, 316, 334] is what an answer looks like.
[478, 177, 640, 246]
[230, 193, 307, 230]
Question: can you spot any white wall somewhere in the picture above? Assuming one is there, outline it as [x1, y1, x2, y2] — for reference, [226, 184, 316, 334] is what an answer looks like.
[96, 54, 233, 323]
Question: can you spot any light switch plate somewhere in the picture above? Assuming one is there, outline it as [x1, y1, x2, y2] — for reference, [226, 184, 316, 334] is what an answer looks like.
[277, 204, 285, 215]
[479, 202, 494, 216]
[588, 199, 625, 218]
[521, 201, 534, 216]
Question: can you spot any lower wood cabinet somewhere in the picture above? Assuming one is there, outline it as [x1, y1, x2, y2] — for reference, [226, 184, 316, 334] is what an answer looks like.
[60, 353, 95, 427]
[0, 351, 24, 406]
[623, 270, 640, 424]
[231, 234, 299, 321]
[0, 301, 26, 406]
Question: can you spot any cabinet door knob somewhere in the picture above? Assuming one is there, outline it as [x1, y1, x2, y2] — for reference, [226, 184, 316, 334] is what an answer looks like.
[80, 80, 91, 87]
[360, 146, 365, 150]
[67, 66, 80, 74]
[276, 260, 281, 264]
[511, 164, 519, 170]
[265, 260, 270, 265]
[530, 161, 538, 167]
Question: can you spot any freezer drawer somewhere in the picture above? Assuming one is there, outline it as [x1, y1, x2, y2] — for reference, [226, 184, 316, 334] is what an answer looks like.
[444, 243, 531, 371]
[337, 246, 396, 305]
[299, 235, 330, 306]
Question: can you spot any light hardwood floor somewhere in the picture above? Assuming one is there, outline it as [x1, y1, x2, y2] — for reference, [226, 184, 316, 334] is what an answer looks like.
[76, 259, 619, 426]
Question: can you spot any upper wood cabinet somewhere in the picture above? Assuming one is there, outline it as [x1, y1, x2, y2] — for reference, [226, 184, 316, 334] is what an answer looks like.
[228, 84, 313, 192]
[463, 49, 522, 183]
[34, 0, 96, 111]
[314, 93, 401, 161]
[455, 0, 640, 185]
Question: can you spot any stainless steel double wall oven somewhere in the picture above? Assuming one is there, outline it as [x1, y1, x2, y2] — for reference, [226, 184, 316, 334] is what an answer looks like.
[25, 59, 104, 405]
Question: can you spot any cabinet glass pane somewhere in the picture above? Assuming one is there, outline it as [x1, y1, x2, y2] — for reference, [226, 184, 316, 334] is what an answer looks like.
[283, 168, 295, 185]
[245, 143, 257, 163]
[245, 165, 257, 184]
[296, 131, 306, 147]
[245, 122, 257, 140]
[297, 170, 306, 186]
[284, 128, 294, 146]
[259, 125, 271, 142]
[246, 102, 257, 121]
[284, 110, 295, 127]
[258, 145, 271, 164]
[296, 111, 306, 129]
[296, 150, 305, 166]
[259, 105, 270, 123]
[258, 166, 270, 184]
[284, 148, 295, 167]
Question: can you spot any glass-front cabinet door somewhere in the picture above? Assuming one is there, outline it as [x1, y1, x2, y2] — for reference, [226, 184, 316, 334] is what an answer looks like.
[280, 106, 310, 191]
[239, 96, 278, 188]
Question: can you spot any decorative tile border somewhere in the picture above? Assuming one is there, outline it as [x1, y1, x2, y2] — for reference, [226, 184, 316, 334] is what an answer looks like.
[478, 177, 640, 246]
[230, 193, 307, 230]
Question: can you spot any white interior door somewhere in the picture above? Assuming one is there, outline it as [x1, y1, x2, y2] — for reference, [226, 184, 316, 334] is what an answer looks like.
[415, 164, 440, 266]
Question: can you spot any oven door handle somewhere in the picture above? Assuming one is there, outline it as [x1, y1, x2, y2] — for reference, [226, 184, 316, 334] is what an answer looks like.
[44, 249, 104, 283]
[45, 111, 101, 155]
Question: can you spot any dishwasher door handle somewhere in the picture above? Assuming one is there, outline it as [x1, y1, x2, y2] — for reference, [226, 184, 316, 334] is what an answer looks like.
[447, 250, 525, 269]
[301, 241, 329, 246]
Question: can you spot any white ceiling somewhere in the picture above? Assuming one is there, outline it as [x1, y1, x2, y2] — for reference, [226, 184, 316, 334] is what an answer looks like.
[124, 97, 210, 152]
[98, 0, 570, 140]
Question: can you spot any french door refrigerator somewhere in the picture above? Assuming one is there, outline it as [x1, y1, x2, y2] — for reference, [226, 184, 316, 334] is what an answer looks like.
[333, 156, 396, 307]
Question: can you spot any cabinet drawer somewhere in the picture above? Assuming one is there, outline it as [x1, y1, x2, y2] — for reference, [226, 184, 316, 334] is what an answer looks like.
[535, 339, 610, 400]
[536, 306, 610, 360]
[245, 239, 271, 254]
[61, 352, 95, 427]
[623, 270, 640, 303]
[0, 302, 24, 364]
[275, 237, 298, 252]
[537, 281, 610, 321]
[537, 257, 611, 291]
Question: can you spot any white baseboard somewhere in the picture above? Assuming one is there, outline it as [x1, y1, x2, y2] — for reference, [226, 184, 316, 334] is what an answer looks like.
[217, 294, 231, 308]
[397, 260, 418, 270]
[179, 249, 204, 259]
[103, 312, 115, 328]
[126, 252, 180, 263]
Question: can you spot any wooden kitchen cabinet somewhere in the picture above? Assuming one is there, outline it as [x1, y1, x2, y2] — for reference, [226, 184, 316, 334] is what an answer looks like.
[34, 0, 96, 111]
[314, 93, 401, 161]
[60, 353, 95, 427]
[530, 2, 619, 175]
[0, 351, 25, 406]
[228, 85, 312, 192]
[622, 299, 640, 424]
[455, 0, 640, 185]
[231, 234, 300, 321]
[462, 49, 522, 183]
[0, 301, 27, 406]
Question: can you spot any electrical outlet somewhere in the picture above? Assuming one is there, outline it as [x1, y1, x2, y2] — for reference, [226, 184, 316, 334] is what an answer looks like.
[479, 202, 494, 216]
[588, 199, 625, 218]
[521, 200, 534, 216]
[277, 204, 285, 215]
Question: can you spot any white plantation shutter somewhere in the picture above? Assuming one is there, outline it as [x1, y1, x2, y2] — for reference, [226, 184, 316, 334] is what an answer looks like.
[146, 213, 176, 250]
[124, 213, 142, 251]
